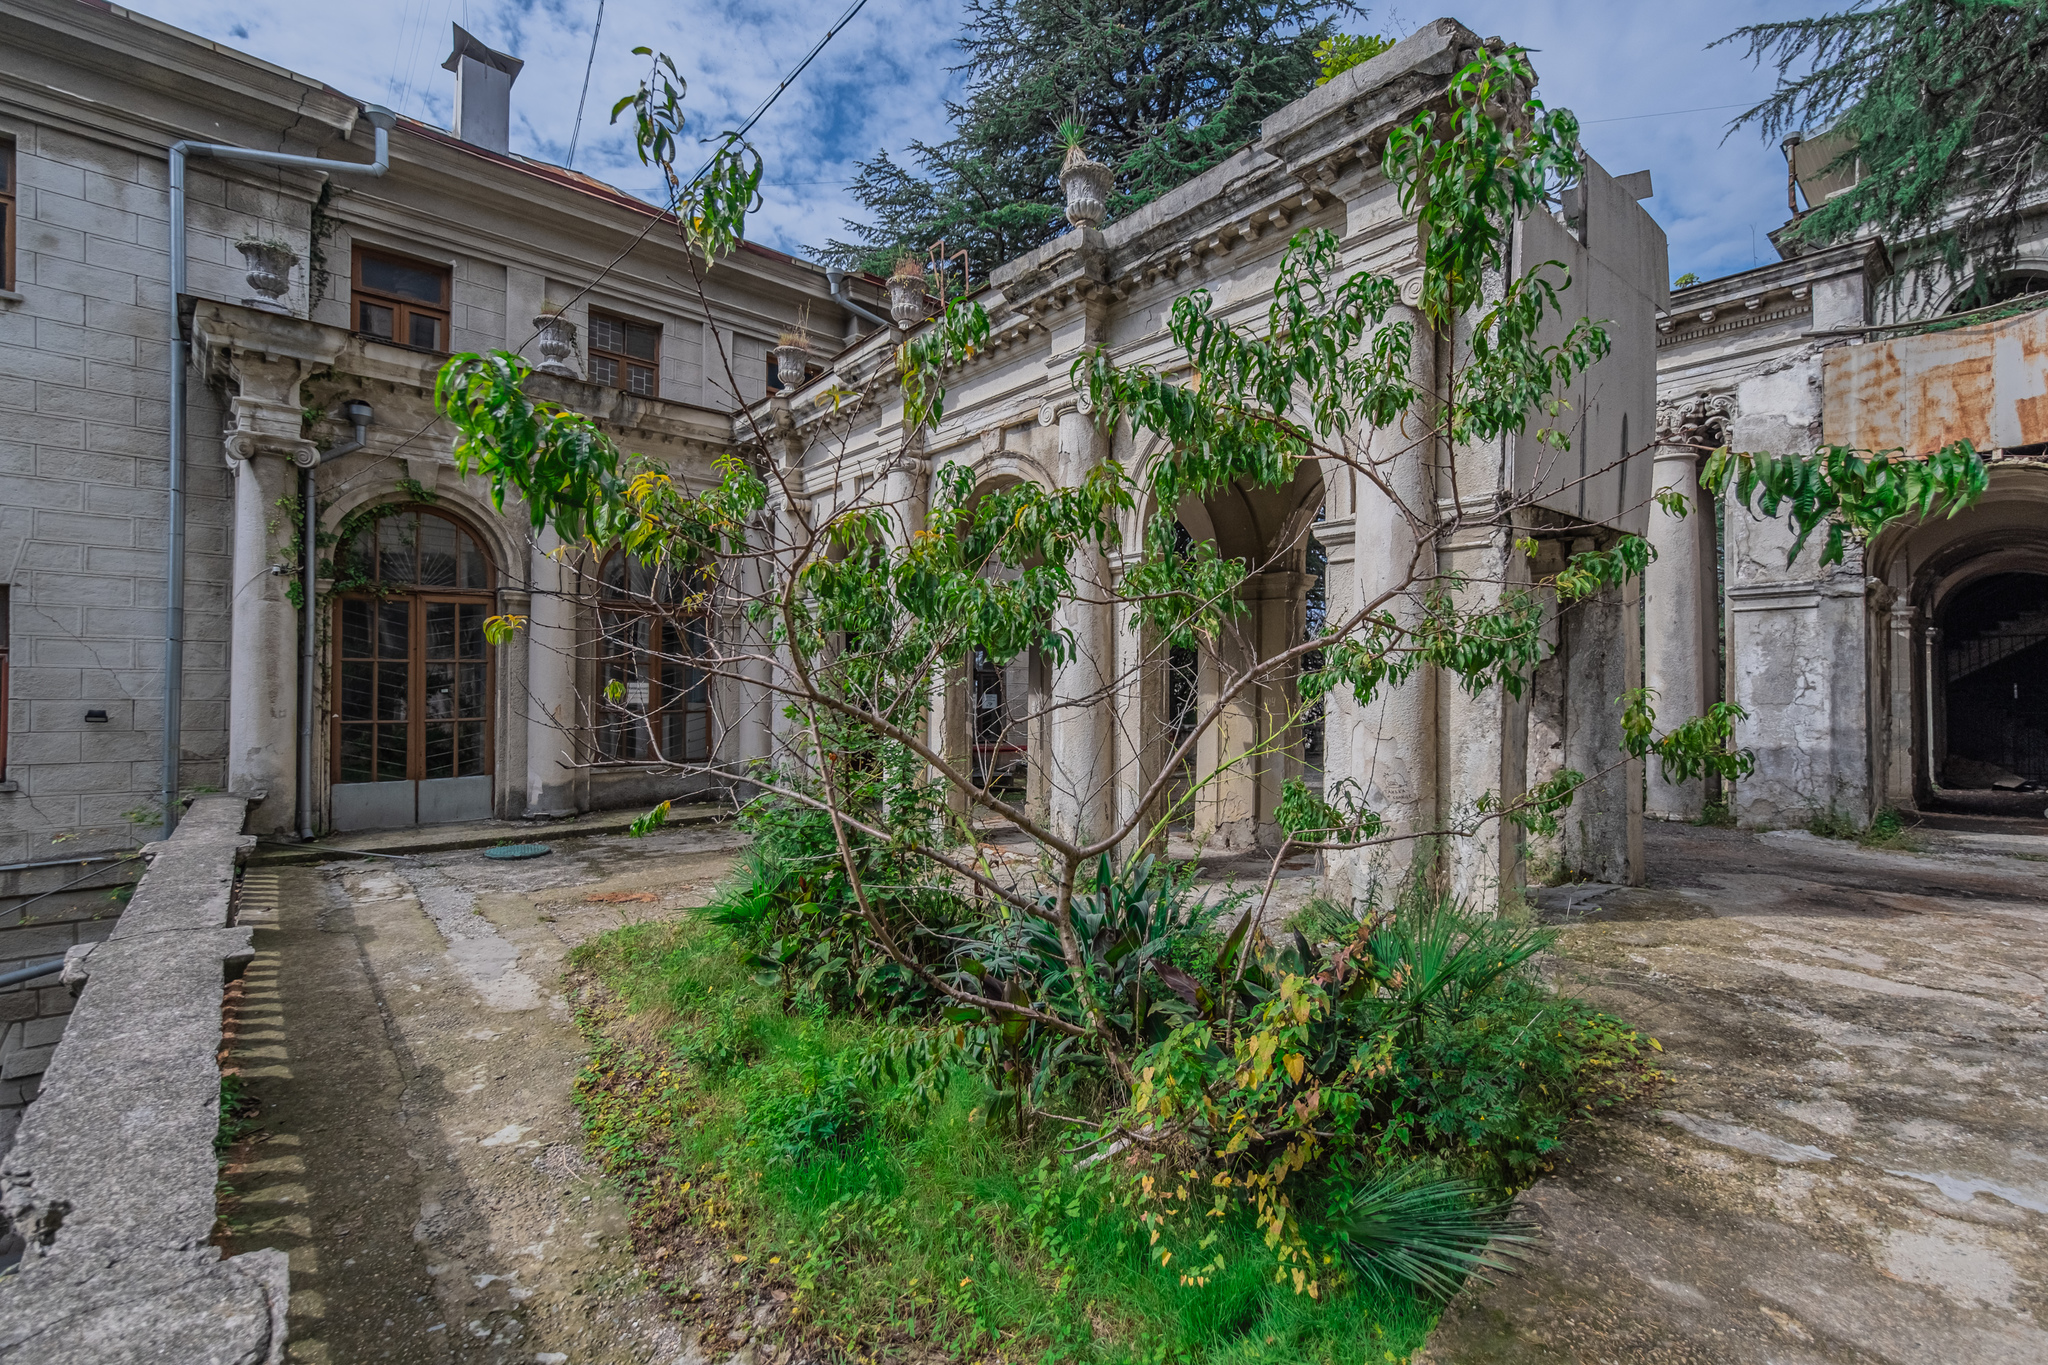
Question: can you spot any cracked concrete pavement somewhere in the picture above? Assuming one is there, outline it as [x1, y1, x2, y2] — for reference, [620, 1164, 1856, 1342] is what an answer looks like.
[217, 822, 744, 1364]
[1422, 821, 2048, 1365]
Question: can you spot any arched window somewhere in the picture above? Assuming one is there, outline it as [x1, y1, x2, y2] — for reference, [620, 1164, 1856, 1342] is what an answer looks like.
[332, 507, 495, 790]
[597, 553, 711, 764]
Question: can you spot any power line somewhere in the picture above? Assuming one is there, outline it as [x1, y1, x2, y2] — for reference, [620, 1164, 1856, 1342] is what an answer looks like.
[566, 0, 607, 170]
[1582, 99, 1768, 126]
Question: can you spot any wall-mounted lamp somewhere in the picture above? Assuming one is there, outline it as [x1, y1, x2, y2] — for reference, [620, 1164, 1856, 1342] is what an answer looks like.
[84, 709, 109, 724]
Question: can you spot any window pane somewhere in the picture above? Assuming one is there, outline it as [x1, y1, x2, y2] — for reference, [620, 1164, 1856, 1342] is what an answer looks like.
[361, 253, 446, 304]
[408, 312, 443, 351]
[590, 315, 624, 352]
[457, 722, 485, 776]
[459, 533, 487, 589]
[419, 518, 458, 586]
[378, 599, 409, 657]
[378, 515, 416, 586]
[341, 599, 373, 657]
[590, 354, 618, 387]
[423, 661, 454, 718]
[423, 602, 456, 659]
[376, 723, 409, 781]
[457, 662, 486, 718]
[339, 724, 374, 782]
[339, 661, 374, 720]
[458, 604, 485, 658]
[358, 301, 394, 338]
[377, 662, 409, 719]
[627, 363, 656, 397]
[423, 722, 454, 778]
[624, 322, 659, 361]
[338, 532, 374, 587]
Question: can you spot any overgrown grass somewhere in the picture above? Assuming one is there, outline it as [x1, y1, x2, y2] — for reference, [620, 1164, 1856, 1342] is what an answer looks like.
[1806, 804, 1920, 850]
[573, 916, 1438, 1364]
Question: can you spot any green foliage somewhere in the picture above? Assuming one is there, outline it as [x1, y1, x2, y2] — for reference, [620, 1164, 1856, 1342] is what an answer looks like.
[1553, 536, 1652, 602]
[1314, 33, 1393, 85]
[573, 914, 1445, 1361]
[1621, 689, 1754, 786]
[1724, 0, 2048, 306]
[1330, 1171, 1534, 1301]
[1702, 439, 1989, 567]
[819, 0, 1339, 274]
[627, 800, 671, 837]
[1383, 46, 1584, 329]
[1672, 271, 1701, 288]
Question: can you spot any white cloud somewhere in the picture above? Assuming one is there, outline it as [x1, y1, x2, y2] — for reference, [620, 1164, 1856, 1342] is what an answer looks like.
[134, 1, 1826, 280]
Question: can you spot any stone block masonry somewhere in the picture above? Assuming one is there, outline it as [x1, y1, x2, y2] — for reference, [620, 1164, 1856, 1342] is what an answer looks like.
[0, 795, 290, 1365]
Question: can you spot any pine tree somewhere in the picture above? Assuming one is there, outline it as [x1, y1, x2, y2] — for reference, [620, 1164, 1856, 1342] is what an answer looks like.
[818, 1, 1352, 276]
[1725, 1, 2048, 307]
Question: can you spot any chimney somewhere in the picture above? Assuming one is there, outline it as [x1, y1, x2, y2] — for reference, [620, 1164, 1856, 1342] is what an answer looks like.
[441, 24, 524, 155]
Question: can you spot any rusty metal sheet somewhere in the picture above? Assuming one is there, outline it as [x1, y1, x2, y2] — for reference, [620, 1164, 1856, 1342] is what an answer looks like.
[1822, 306, 2048, 455]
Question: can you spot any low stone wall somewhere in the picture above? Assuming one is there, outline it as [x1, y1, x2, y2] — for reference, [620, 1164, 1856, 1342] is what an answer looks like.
[0, 796, 289, 1364]
[0, 856, 143, 1153]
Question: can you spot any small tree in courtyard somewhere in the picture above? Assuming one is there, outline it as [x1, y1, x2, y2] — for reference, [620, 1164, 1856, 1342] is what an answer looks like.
[434, 40, 1987, 1293]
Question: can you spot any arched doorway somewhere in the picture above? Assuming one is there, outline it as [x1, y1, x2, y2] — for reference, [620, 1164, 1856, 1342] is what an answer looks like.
[330, 507, 496, 830]
[1936, 572, 2048, 792]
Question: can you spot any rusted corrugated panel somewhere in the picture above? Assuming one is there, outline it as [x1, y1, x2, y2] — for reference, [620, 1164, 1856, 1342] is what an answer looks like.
[1822, 306, 2048, 454]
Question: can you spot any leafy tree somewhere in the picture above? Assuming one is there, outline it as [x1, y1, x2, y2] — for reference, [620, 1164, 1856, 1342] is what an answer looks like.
[434, 38, 1984, 1174]
[818, 0, 1350, 275]
[1724, 0, 2048, 307]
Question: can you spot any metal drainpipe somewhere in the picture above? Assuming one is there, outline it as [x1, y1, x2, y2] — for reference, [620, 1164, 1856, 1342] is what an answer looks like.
[163, 106, 396, 836]
[826, 267, 891, 333]
[298, 401, 373, 840]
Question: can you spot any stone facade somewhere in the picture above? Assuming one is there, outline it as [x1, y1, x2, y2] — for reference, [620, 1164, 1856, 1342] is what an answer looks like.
[0, 0, 871, 1113]
[1649, 164, 2048, 829]
[760, 20, 1667, 907]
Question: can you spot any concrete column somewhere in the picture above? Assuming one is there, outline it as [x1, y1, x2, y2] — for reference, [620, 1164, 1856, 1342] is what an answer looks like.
[525, 530, 578, 816]
[1195, 611, 1261, 850]
[1644, 446, 1710, 820]
[1047, 407, 1113, 846]
[225, 450, 297, 834]
[1249, 568, 1311, 843]
[495, 587, 532, 819]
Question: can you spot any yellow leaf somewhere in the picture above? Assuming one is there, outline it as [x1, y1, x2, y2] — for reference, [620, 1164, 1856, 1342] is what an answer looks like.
[1284, 1054, 1306, 1085]
[959, 1277, 972, 1288]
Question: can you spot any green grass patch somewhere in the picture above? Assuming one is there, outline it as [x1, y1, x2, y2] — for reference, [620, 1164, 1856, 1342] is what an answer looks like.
[571, 916, 1438, 1364]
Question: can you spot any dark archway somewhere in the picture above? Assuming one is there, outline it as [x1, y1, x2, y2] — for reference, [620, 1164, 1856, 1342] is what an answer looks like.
[1938, 571, 2048, 789]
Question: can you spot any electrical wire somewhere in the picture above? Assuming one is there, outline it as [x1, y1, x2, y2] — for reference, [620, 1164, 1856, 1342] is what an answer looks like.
[566, 0, 608, 170]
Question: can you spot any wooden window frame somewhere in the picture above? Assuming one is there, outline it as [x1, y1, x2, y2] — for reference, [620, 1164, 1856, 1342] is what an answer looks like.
[588, 310, 661, 398]
[596, 555, 712, 766]
[0, 141, 16, 293]
[350, 245, 452, 354]
[329, 509, 497, 786]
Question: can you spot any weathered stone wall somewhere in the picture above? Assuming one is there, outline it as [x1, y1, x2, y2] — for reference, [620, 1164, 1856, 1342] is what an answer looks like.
[0, 858, 139, 1152]
[0, 795, 288, 1364]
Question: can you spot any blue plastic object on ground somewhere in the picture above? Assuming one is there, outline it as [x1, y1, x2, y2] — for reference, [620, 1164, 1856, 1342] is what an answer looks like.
[483, 843, 553, 860]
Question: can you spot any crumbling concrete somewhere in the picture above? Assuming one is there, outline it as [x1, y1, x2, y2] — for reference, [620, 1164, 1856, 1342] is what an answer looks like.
[0, 796, 289, 1364]
[1421, 821, 2048, 1364]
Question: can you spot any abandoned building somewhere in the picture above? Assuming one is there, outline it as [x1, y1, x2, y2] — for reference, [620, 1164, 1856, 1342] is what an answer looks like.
[1647, 137, 2048, 830]
[763, 19, 1667, 906]
[0, 0, 879, 1130]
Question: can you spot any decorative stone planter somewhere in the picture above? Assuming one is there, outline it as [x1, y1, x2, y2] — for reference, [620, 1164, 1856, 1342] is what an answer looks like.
[532, 314, 580, 378]
[234, 239, 298, 312]
[771, 342, 810, 392]
[888, 273, 930, 330]
[1059, 148, 1113, 230]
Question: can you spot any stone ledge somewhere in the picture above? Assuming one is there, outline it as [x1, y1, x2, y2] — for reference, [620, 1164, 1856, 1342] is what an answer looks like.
[0, 795, 283, 1364]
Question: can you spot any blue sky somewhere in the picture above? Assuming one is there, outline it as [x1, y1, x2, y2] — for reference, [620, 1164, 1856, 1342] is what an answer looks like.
[137, 1, 1829, 283]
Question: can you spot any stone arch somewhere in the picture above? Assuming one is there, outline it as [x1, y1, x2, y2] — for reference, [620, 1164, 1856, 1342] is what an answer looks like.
[1867, 464, 2048, 809]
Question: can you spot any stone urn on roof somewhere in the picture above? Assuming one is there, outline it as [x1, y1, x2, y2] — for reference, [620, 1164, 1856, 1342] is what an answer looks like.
[1057, 119, 1113, 231]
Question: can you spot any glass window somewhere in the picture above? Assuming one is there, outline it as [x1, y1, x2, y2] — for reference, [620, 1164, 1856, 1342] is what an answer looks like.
[589, 311, 660, 397]
[1, 141, 18, 293]
[598, 552, 711, 764]
[338, 509, 491, 590]
[352, 246, 452, 354]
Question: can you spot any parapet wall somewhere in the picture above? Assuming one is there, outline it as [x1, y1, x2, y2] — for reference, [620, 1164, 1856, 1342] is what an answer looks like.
[0, 795, 289, 1364]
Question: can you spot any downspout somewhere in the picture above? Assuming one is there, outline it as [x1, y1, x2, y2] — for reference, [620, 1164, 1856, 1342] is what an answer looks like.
[162, 105, 395, 835]
[826, 267, 891, 333]
[298, 400, 374, 840]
